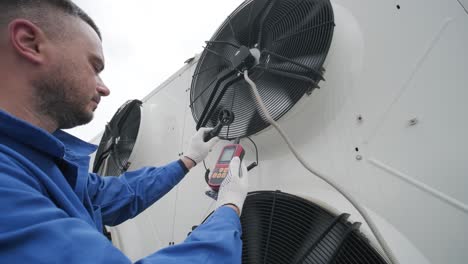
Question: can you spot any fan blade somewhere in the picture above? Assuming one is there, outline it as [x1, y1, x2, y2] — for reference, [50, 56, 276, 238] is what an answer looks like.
[200, 75, 244, 129]
[196, 69, 237, 129]
[227, 14, 241, 45]
[256, 0, 278, 47]
[272, 1, 325, 43]
[244, 109, 268, 138]
[292, 213, 350, 263]
[115, 141, 136, 157]
[255, 65, 319, 84]
[92, 145, 112, 173]
[261, 50, 324, 80]
[205, 40, 240, 49]
[106, 153, 121, 176]
[202, 46, 234, 69]
[94, 100, 141, 175]
[98, 155, 109, 175]
[192, 65, 220, 78]
[246, 1, 256, 47]
[272, 20, 335, 46]
[190, 77, 219, 107]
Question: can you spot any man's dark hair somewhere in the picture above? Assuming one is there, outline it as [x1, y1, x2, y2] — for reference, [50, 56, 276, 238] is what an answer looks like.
[0, 0, 101, 40]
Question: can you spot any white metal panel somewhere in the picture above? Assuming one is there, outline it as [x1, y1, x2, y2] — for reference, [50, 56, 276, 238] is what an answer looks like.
[96, 0, 468, 262]
[362, 17, 468, 262]
[106, 65, 194, 261]
[458, 0, 468, 12]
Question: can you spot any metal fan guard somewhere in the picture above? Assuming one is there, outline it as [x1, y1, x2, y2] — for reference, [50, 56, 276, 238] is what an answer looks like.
[190, 0, 335, 140]
[240, 191, 389, 264]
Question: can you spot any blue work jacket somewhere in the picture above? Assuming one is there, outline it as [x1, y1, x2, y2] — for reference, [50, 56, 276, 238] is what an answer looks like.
[0, 110, 242, 263]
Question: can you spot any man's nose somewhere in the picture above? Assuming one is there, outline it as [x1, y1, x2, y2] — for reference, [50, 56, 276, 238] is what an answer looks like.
[96, 75, 110, 96]
[97, 84, 110, 96]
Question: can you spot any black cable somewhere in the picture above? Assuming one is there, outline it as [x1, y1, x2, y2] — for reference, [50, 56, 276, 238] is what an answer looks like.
[245, 136, 259, 171]
[203, 160, 211, 185]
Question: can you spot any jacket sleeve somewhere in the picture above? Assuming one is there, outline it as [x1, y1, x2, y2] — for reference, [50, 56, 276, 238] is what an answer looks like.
[138, 206, 242, 264]
[0, 156, 242, 263]
[0, 156, 132, 263]
[87, 160, 187, 226]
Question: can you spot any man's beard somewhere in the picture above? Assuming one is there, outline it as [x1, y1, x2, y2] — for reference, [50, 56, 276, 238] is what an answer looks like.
[33, 67, 94, 130]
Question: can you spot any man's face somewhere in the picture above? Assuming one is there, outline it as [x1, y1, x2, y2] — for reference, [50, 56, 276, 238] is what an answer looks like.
[33, 17, 110, 130]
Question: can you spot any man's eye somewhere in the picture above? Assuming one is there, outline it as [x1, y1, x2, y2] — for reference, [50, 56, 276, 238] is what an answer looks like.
[93, 64, 102, 73]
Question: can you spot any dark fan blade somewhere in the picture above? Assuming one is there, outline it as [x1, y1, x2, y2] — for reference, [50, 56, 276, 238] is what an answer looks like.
[105, 153, 121, 176]
[199, 75, 243, 129]
[92, 144, 112, 173]
[196, 69, 237, 129]
[271, 0, 325, 43]
[202, 46, 235, 69]
[256, 0, 278, 47]
[93, 100, 142, 175]
[244, 109, 268, 138]
[261, 50, 324, 79]
[114, 141, 136, 158]
[271, 20, 335, 50]
[93, 125, 115, 172]
[267, 55, 325, 75]
[205, 40, 241, 49]
[255, 65, 319, 84]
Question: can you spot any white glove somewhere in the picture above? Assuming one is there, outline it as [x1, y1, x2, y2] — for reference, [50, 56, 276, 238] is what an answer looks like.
[184, 127, 220, 164]
[216, 157, 249, 215]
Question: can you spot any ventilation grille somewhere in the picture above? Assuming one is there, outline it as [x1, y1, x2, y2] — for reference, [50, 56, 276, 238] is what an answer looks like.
[190, 0, 334, 139]
[240, 191, 388, 264]
[93, 100, 142, 176]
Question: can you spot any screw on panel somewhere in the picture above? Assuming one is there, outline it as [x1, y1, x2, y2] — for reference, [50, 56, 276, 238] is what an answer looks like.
[357, 115, 363, 123]
[356, 155, 363, 161]
[409, 118, 418, 126]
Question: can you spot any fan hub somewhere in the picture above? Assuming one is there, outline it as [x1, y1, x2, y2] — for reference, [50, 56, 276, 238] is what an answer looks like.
[230, 45, 258, 72]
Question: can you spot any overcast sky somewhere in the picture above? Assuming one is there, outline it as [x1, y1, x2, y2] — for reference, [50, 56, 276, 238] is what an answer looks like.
[67, 0, 243, 141]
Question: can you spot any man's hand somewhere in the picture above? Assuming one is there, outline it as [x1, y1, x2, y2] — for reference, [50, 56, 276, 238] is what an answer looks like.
[184, 127, 220, 166]
[216, 157, 248, 216]
[181, 156, 196, 170]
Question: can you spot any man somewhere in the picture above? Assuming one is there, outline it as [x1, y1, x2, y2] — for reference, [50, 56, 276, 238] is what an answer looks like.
[0, 1, 248, 263]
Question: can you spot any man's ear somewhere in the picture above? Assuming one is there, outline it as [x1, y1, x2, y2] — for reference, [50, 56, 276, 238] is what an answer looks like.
[8, 19, 47, 65]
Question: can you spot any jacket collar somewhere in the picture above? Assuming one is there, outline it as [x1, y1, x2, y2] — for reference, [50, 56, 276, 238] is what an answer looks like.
[0, 110, 97, 159]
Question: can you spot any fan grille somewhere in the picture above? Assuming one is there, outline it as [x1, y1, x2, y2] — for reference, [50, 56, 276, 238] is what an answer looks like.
[93, 100, 142, 176]
[190, 0, 334, 139]
[240, 191, 389, 264]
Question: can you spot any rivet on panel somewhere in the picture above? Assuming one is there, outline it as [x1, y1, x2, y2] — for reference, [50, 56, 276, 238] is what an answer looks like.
[409, 118, 419, 126]
[357, 115, 363, 123]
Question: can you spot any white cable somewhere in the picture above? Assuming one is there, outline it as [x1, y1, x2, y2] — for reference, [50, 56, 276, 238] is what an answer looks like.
[243, 70, 399, 264]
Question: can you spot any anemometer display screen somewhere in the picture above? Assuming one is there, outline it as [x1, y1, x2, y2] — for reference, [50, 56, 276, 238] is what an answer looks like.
[219, 147, 236, 163]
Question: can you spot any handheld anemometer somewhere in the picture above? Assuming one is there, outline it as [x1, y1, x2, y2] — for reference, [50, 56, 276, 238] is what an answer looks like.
[208, 143, 245, 191]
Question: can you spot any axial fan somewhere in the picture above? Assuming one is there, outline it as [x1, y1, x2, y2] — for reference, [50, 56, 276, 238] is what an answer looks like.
[93, 100, 142, 176]
[241, 191, 389, 264]
[190, 0, 335, 139]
